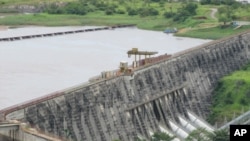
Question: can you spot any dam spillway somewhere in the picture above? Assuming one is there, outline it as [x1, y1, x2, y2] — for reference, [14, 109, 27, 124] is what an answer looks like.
[1, 30, 250, 140]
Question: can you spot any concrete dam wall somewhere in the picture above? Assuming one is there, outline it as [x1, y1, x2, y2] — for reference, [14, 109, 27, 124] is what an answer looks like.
[2, 31, 250, 141]
[0, 122, 62, 141]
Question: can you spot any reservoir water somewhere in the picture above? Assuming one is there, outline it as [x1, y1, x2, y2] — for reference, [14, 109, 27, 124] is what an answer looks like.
[0, 26, 211, 109]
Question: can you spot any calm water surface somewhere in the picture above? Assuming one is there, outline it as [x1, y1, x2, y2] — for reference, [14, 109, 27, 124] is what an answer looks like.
[0, 26, 211, 109]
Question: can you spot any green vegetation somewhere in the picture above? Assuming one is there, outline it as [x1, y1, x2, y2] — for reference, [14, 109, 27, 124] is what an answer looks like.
[0, 0, 250, 39]
[208, 63, 250, 125]
[0, 13, 171, 30]
[0, 0, 75, 6]
[186, 128, 229, 141]
[1, 0, 250, 128]
[176, 25, 250, 39]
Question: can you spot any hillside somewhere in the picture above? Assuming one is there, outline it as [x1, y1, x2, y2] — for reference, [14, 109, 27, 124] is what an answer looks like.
[0, 0, 250, 39]
[0, 0, 75, 5]
[208, 63, 250, 126]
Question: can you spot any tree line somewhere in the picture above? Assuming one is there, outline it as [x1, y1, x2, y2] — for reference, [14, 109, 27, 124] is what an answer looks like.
[44, 0, 201, 23]
[43, 0, 249, 25]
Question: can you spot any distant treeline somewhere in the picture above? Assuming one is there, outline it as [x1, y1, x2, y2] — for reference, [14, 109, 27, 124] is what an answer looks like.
[44, 0, 201, 22]
[44, 0, 161, 16]
[43, 0, 247, 23]
[200, 0, 241, 5]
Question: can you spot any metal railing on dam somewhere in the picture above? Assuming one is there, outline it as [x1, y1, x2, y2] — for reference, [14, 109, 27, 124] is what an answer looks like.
[219, 109, 250, 130]
[0, 24, 136, 42]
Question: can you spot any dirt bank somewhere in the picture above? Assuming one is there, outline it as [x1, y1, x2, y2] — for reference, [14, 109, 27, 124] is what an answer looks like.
[0, 26, 8, 31]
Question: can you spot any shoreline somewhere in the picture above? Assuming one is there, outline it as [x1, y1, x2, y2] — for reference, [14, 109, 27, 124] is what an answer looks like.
[0, 26, 8, 31]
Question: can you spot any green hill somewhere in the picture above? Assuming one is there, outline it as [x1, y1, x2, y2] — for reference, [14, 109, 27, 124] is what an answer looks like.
[208, 63, 250, 126]
[0, 0, 250, 39]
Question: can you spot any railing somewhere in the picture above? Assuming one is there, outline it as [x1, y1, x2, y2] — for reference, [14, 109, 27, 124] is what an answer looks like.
[219, 109, 250, 130]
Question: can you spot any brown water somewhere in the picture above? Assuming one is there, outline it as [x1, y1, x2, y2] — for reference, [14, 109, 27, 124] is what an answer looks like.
[0, 26, 211, 109]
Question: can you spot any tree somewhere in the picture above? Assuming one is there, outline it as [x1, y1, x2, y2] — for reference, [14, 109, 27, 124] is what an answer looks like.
[127, 8, 138, 16]
[139, 7, 159, 17]
[185, 3, 198, 15]
[170, 3, 198, 22]
[218, 6, 234, 26]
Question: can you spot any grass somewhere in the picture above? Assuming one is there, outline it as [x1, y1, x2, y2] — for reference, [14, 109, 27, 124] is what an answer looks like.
[0, 0, 75, 6]
[0, 0, 182, 30]
[234, 5, 250, 21]
[0, 13, 82, 26]
[0, 4, 216, 32]
[0, 1, 250, 39]
[207, 63, 250, 126]
[176, 25, 250, 39]
[0, 12, 175, 30]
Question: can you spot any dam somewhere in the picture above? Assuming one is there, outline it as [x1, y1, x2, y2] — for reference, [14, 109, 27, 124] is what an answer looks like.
[0, 26, 210, 110]
[1, 29, 250, 140]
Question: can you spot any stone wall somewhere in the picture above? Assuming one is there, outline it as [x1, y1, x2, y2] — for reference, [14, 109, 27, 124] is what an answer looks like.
[0, 122, 60, 141]
[4, 31, 250, 141]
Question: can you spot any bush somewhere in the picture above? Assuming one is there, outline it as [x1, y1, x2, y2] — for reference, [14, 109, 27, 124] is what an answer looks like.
[164, 11, 175, 18]
[105, 9, 114, 15]
[95, 2, 108, 11]
[185, 3, 198, 15]
[240, 98, 248, 105]
[224, 98, 233, 105]
[235, 79, 245, 87]
[65, 2, 87, 15]
[127, 8, 138, 16]
[45, 2, 88, 15]
[224, 92, 233, 105]
[45, 3, 61, 14]
[139, 8, 159, 17]
[173, 10, 190, 22]
[148, 8, 159, 16]
[171, 3, 198, 22]
[116, 9, 126, 14]
[200, 0, 221, 5]
[246, 89, 250, 98]
[193, 16, 207, 19]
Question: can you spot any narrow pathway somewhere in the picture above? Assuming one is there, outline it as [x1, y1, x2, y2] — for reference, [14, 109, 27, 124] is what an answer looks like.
[177, 8, 218, 34]
[210, 8, 218, 20]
